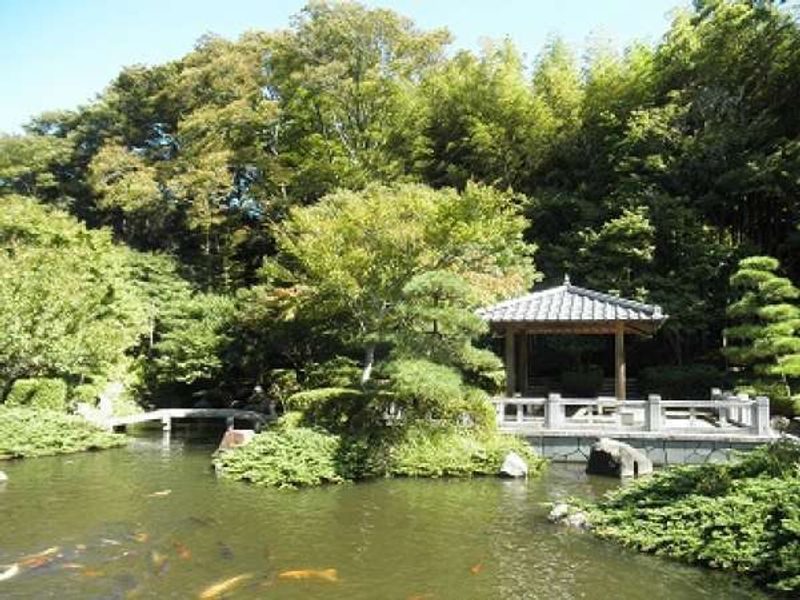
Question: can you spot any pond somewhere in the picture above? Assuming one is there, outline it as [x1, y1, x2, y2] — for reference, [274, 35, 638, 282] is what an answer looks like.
[0, 426, 768, 600]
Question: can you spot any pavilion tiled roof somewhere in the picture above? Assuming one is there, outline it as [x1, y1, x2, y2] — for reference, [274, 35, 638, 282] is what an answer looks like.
[477, 276, 667, 325]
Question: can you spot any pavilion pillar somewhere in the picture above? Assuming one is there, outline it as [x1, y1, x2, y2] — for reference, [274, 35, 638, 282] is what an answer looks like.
[615, 322, 626, 401]
[519, 333, 530, 396]
[504, 327, 516, 397]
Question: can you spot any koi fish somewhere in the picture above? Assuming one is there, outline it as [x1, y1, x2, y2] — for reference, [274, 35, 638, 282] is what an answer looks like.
[198, 573, 254, 599]
[469, 563, 484, 574]
[132, 532, 149, 543]
[82, 568, 104, 577]
[150, 550, 168, 575]
[19, 546, 60, 568]
[61, 563, 85, 570]
[0, 564, 19, 582]
[173, 542, 191, 560]
[278, 568, 338, 583]
[147, 489, 171, 498]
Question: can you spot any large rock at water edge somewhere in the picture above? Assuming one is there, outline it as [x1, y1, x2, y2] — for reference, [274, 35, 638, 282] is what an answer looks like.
[499, 451, 528, 478]
[587, 437, 652, 479]
[548, 502, 591, 531]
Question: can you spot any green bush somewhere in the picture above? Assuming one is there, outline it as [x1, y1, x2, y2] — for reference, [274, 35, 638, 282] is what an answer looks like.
[213, 422, 546, 488]
[214, 426, 343, 489]
[305, 356, 362, 389]
[455, 345, 505, 393]
[581, 441, 800, 593]
[385, 425, 544, 479]
[639, 364, 727, 399]
[386, 358, 464, 417]
[560, 365, 603, 397]
[6, 378, 68, 411]
[0, 407, 126, 458]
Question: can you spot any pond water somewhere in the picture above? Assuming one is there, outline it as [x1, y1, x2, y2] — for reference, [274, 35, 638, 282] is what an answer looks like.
[0, 426, 769, 600]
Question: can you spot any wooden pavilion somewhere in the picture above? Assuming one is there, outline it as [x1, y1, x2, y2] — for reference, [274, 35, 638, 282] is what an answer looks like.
[477, 276, 668, 400]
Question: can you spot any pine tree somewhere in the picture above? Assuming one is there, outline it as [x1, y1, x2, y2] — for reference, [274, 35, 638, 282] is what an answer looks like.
[723, 256, 800, 411]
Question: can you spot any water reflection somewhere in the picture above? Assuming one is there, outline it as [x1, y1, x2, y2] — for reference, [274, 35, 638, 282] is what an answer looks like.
[0, 426, 769, 599]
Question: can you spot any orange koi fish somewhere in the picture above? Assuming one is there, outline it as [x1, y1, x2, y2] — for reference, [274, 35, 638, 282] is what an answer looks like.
[173, 542, 192, 560]
[198, 573, 254, 599]
[469, 563, 484, 574]
[278, 568, 339, 583]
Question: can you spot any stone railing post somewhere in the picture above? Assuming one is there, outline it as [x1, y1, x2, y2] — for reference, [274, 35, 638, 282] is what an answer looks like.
[751, 396, 770, 436]
[737, 392, 751, 426]
[645, 394, 662, 432]
[494, 400, 504, 426]
[544, 393, 564, 429]
[516, 401, 524, 424]
[711, 388, 728, 426]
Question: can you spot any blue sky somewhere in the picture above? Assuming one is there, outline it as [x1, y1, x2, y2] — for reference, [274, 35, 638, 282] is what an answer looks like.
[0, 0, 686, 134]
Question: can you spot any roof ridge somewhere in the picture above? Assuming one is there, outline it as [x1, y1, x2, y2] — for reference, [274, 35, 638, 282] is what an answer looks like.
[566, 284, 660, 312]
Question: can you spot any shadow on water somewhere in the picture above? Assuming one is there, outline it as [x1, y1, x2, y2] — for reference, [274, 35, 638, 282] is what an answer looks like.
[0, 424, 770, 599]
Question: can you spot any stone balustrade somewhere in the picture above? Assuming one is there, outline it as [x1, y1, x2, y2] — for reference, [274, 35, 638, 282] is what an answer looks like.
[492, 390, 772, 437]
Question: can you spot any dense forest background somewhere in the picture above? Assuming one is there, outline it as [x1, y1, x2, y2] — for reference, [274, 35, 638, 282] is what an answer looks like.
[1, 0, 799, 412]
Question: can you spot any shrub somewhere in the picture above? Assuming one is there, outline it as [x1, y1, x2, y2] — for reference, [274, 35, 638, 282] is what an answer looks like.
[386, 358, 464, 417]
[6, 378, 68, 411]
[0, 407, 126, 458]
[385, 424, 544, 479]
[213, 426, 343, 489]
[305, 356, 362, 389]
[455, 345, 505, 393]
[639, 364, 727, 399]
[582, 440, 800, 593]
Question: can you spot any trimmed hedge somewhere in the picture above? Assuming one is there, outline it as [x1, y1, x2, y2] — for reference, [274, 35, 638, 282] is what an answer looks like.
[581, 441, 800, 594]
[214, 422, 546, 489]
[0, 407, 126, 459]
[6, 378, 68, 411]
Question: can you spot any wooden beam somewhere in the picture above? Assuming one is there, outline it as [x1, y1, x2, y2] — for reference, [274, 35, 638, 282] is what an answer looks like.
[615, 321, 626, 401]
[519, 333, 529, 396]
[504, 328, 515, 397]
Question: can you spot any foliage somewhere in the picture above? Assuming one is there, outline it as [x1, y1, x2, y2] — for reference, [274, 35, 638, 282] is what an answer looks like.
[382, 424, 544, 479]
[581, 441, 800, 593]
[0, 196, 150, 400]
[5, 378, 68, 411]
[639, 364, 727, 399]
[264, 182, 537, 383]
[213, 426, 343, 489]
[0, 407, 126, 459]
[214, 421, 545, 488]
[724, 256, 800, 412]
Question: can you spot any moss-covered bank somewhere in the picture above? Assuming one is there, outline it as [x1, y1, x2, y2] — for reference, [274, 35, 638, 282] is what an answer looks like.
[0, 407, 126, 459]
[213, 421, 544, 489]
[579, 441, 800, 595]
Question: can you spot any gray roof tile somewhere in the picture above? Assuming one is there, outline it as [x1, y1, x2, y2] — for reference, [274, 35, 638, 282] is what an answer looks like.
[477, 279, 666, 324]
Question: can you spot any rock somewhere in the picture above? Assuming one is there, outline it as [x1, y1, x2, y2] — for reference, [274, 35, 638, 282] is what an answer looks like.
[587, 437, 653, 479]
[499, 451, 528, 478]
[548, 502, 591, 531]
[217, 429, 256, 452]
[547, 502, 570, 522]
[0, 471, 7, 483]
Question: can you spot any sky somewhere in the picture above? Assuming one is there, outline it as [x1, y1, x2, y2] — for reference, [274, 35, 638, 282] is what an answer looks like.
[0, 0, 686, 134]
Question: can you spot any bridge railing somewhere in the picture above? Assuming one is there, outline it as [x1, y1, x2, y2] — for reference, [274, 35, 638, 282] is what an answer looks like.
[492, 389, 770, 435]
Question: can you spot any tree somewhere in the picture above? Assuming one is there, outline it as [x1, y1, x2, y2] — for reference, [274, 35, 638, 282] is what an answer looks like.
[0, 196, 150, 400]
[263, 182, 537, 383]
[723, 256, 800, 410]
[267, 0, 450, 198]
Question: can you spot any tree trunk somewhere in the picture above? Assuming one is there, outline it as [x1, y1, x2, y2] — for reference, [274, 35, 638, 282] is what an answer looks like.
[360, 344, 376, 386]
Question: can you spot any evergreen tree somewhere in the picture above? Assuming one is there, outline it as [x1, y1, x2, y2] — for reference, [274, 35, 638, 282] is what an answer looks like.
[723, 256, 800, 412]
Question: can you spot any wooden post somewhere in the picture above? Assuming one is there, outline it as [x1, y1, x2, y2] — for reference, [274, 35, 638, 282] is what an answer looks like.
[615, 322, 626, 401]
[519, 333, 529, 396]
[505, 327, 516, 397]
